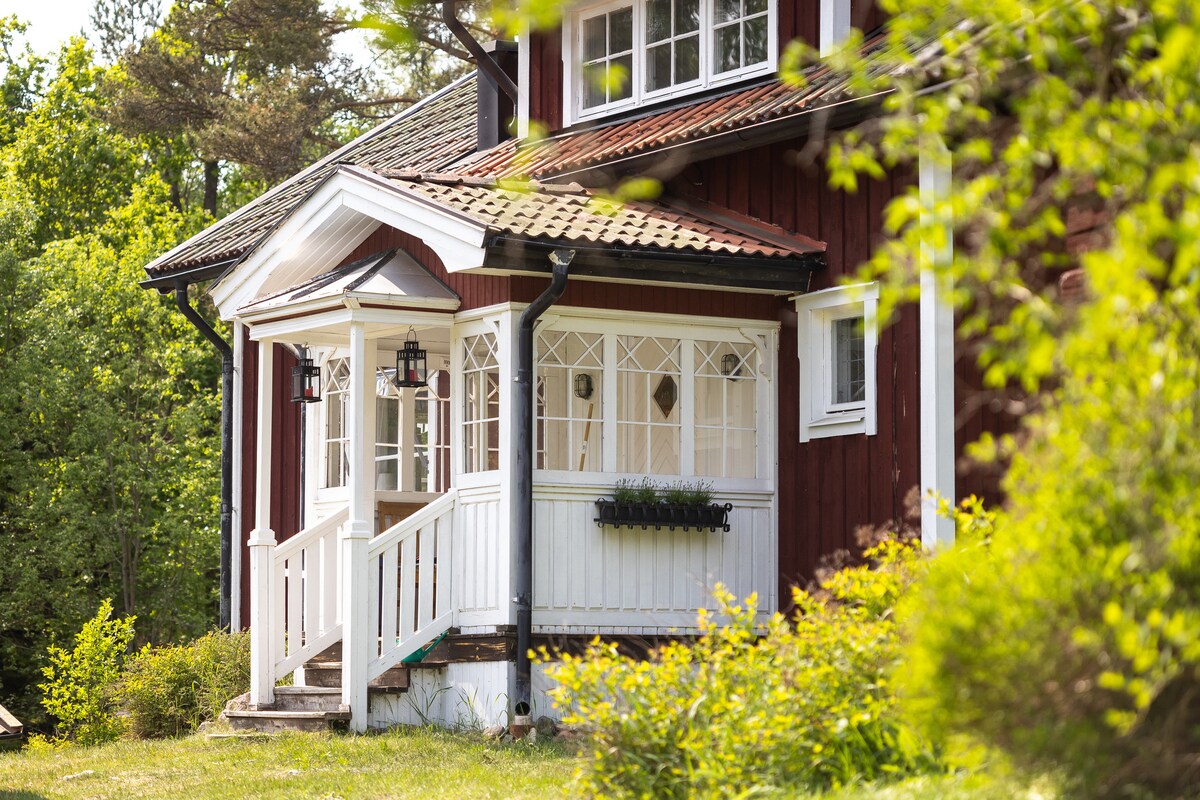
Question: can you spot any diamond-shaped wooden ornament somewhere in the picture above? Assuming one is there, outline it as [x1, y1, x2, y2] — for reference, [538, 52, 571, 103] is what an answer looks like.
[653, 375, 677, 418]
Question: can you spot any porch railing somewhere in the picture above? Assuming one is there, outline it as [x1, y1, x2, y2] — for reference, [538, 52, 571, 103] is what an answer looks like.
[270, 507, 347, 679]
[365, 489, 457, 681]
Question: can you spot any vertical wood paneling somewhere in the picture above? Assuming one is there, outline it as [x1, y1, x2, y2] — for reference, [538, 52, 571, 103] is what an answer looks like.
[530, 490, 773, 624]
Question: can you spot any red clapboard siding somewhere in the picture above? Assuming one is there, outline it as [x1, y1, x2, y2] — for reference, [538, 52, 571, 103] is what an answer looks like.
[529, 29, 564, 132]
[681, 143, 925, 600]
[239, 336, 303, 630]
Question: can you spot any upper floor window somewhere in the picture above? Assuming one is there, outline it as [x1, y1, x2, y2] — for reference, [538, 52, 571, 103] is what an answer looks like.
[565, 0, 777, 124]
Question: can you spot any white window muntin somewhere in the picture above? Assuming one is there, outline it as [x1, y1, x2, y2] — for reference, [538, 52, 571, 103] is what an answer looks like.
[323, 357, 351, 489]
[564, 0, 777, 125]
[795, 283, 879, 442]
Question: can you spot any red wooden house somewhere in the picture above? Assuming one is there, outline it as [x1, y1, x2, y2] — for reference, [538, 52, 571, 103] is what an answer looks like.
[142, 0, 987, 732]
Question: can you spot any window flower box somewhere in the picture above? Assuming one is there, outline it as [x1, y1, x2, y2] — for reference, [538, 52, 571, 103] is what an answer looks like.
[593, 499, 733, 532]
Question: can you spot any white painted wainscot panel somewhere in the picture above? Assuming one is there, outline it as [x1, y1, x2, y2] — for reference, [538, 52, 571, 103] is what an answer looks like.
[531, 482, 776, 633]
[453, 483, 508, 629]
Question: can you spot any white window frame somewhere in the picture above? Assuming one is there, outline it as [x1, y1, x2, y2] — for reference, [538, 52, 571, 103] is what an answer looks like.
[795, 282, 879, 442]
[562, 0, 778, 125]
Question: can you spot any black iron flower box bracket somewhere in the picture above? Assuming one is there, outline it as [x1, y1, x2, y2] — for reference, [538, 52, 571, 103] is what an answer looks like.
[594, 499, 733, 532]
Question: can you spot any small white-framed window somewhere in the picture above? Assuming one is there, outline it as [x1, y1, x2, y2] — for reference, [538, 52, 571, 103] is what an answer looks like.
[617, 335, 682, 474]
[564, 0, 776, 124]
[694, 339, 757, 477]
[795, 283, 879, 442]
[713, 0, 769, 77]
[376, 367, 451, 493]
[580, 2, 636, 113]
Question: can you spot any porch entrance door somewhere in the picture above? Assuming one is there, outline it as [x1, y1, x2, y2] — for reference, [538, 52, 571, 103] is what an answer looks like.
[374, 368, 451, 534]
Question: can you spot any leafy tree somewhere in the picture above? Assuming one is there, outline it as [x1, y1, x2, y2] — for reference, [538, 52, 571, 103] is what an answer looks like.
[104, 0, 408, 214]
[809, 0, 1200, 795]
[358, 0, 484, 99]
[0, 16, 47, 148]
[7, 38, 143, 247]
[90, 0, 162, 63]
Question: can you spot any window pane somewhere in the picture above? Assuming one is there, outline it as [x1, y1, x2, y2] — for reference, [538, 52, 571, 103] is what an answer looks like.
[833, 317, 866, 404]
[647, 0, 671, 43]
[610, 7, 633, 52]
[675, 34, 700, 83]
[677, 0, 700, 32]
[583, 63, 606, 108]
[745, 0, 767, 13]
[715, 24, 741, 72]
[715, 0, 741, 23]
[647, 42, 672, 92]
[744, 15, 768, 65]
[610, 54, 633, 100]
[583, 15, 606, 61]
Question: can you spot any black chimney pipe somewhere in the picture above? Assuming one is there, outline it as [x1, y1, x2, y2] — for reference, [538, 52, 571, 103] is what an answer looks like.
[442, 1, 518, 102]
[174, 283, 234, 631]
[512, 249, 573, 721]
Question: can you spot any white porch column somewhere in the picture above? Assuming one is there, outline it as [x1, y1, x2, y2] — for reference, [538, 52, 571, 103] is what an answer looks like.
[231, 320, 245, 633]
[249, 339, 277, 707]
[341, 321, 375, 732]
[919, 139, 956, 549]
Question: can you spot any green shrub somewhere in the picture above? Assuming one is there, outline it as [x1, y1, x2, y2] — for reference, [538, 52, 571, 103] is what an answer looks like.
[903, 258, 1200, 797]
[118, 630, 250, 738]
[547, 539, 942, 798]
[38, 599, 135, 746]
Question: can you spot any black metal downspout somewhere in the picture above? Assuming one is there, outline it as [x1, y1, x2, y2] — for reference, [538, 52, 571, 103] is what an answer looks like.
[442, 0, 518, 102]
[175, 283, 234, 631]
[512, 249, 573, 724]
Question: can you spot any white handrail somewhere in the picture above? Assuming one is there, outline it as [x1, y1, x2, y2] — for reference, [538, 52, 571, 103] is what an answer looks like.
[366, 490, 457, 681]
[271, 506, 349, 682]
[274, 507, 348, 564]
[368, 490, 457, 556]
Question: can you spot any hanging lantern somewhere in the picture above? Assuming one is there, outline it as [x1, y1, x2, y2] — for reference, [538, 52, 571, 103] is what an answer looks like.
[394, 327, 428, 388]
[574, 373, 594, 400]
[291, 346, 321, 403]
[721, 352, 743, 379]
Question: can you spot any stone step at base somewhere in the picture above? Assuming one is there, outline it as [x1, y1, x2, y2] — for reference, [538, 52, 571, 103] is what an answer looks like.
[300, 662, 411, 691]
[223, 709, 351, 734]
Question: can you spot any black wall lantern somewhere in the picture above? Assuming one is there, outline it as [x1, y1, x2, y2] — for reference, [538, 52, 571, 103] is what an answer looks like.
[721, 352, 743, 379]
[574, 372, 594, 400]
[394, 327, 428, 388]
[291, 345, 321, 403]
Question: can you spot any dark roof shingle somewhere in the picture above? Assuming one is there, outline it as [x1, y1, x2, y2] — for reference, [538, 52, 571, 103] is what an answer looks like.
[144, 73, 480, 279]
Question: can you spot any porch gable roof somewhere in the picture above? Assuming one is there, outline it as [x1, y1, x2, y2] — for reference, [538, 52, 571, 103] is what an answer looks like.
[237, 248, 460, 322]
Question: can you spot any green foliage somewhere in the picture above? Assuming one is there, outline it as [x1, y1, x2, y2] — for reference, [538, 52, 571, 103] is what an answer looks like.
[548, 540, 942, 798]
[118, 631, 250, 738]
[813, 1, 1200, 795]
[612, 476, 658, 504]
[38, 600, 135, 746]
[662, 480, 714, 506]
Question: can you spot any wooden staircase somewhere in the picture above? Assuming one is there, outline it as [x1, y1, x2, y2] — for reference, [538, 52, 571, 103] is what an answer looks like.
[222, 644, 412, 734]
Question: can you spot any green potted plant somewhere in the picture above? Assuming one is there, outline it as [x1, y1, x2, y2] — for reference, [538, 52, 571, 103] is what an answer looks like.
[595, 480, 732, 532]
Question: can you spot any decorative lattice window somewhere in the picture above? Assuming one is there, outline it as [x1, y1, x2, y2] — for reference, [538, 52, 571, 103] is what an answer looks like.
[536, 331, 604, 471]
[694, 340, 757, 478]
[323, 358, 351, 488]
[617, 335, 681, 474]
[462, 333, 500, 473]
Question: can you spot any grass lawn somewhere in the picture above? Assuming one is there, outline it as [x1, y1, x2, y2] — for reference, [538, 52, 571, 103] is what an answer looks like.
[0, 729, 1053, 800]
[0, 728, 579, 800]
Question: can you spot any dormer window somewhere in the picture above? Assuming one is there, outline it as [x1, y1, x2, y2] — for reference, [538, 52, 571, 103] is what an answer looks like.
[564, 0, 777, 124]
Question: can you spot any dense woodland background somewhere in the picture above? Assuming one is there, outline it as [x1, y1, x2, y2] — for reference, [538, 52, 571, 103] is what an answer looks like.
[0, 0, 475, 730]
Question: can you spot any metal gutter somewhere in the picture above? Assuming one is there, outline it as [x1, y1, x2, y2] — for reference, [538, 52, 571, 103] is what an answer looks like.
[174, 282, 234, 631]
[511, 248, 574, 733]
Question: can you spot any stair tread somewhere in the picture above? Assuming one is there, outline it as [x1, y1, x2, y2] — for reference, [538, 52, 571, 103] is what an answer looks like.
[225, 709, 351, 720]
[275, 686, 341, 694]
